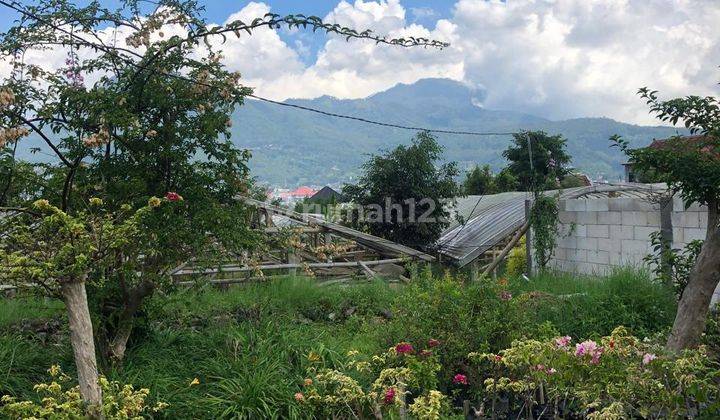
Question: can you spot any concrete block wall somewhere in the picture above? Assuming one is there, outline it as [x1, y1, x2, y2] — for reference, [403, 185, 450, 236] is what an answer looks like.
[539, 195, 718, 303]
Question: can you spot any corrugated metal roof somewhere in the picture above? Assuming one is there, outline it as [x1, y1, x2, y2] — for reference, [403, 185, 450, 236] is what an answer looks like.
[436, 184, 666, 267]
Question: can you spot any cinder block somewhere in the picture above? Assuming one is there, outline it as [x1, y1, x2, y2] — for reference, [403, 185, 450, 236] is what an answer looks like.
[565, 199, 586, 211]
[587, 224, 610, 238]
[622, 211, 647, 226]
[671, 212, 682, 227]
[598, 211, 621, 225]
[588, 250, 610, 264]
[622, 239, 650, 255]
[610, 225, 634, 239]
[699, 211, 708, 228]
[635, 200, 659, 212]
[684, 228, 706, 242]
[672, 227, 684, 244]
[577, 237, 598, 251]
[634, 226, 658, 241]
[609, 251, 623, 265]
[558, 211, 576, 224]
[557, 236, 577, 248]
[553, 248, 566, 260]
[597, 238, 615, 251]
[577, 211, 598, 224]
[569, 249, 588, 262]
[646, 211, 661, 226]
[609, 197, 634, 212]
[575, 225, 587, 238]
[586, 199, 609, 211]
[672, 197, 686, 212]
[682, 212, 701, 228]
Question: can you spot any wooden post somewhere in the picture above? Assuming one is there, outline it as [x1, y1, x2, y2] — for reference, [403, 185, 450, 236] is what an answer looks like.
[660, 196, 674, 284]
[287, 248, 298, 277]
[470, 259, 479, 282]
[524, 199, 533, 276]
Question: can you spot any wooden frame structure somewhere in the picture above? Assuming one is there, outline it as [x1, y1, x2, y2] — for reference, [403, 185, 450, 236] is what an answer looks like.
[170, 197, 434, 286]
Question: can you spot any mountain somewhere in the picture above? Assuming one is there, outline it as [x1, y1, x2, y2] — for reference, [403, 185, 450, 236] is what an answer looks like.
[230, 78, 683, 186]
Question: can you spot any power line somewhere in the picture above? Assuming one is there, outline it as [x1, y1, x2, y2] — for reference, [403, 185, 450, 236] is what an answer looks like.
[248, 94, 516, 136]
[0, 0, 518, 138]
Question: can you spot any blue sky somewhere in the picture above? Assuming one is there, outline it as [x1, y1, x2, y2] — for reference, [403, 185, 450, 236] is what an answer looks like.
[1, 1, 718, 124]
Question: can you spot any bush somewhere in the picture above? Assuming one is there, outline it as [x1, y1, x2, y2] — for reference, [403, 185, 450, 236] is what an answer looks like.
[384, 267, 534, 388]
[0, 365, 165, 419]
[469, 327, 720, 418]
[505, 236, 527, 278]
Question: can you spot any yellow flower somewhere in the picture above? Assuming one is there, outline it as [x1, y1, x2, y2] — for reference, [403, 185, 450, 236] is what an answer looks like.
[189, 378, 200, 386]
[148, 196, 161, 208]
[89, 197, 103, 206]
[307, 351, 321, 362]
[33, 199, 50, 210]
[303, 378, 313, 386]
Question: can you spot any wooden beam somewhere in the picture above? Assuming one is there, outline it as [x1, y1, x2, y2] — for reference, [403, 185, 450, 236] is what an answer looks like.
[174, 258, 407, 276]
[481, 221, 530, 278]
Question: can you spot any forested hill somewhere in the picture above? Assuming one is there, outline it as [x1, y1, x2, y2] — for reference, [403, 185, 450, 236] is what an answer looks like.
[229, 78, 682, 186]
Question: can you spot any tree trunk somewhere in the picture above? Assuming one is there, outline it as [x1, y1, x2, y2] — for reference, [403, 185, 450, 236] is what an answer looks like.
[666, 200, 720, 351]
[107, 279, 155, 363]
[61, 280, 103, 418]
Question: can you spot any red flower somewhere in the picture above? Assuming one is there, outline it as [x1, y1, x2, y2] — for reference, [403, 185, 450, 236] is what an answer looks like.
[395, 342, 414, 354]
[165, 191, 183, 201]
[420, 349, 433, 357]
[384, 387, 396, 404]
[494, 354, 503, 362]
[453, 373, 468, 385]
[500, 290, 512, 301]
[427, 339, 440, 348]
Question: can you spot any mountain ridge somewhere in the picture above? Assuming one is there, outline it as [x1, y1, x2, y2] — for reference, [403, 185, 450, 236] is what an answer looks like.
[230, 78, 683, 186]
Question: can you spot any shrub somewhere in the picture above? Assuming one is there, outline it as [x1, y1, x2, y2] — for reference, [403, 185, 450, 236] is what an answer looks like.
[469, 327, 720, 418]
[384, 267, 534, 387]
[0, 365, 165, 419]
[505, 236, 527, 278]
[297, 343, 451, 419]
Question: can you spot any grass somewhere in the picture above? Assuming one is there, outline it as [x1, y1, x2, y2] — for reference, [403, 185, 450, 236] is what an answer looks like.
[510, 268, 678, 339]
[0, 270, 679, 418]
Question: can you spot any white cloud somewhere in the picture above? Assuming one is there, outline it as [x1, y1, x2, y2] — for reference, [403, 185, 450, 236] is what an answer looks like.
[3, 0, 719, 125]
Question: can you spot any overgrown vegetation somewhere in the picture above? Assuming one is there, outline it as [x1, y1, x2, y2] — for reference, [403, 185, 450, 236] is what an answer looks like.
[1, 269, 687, 418]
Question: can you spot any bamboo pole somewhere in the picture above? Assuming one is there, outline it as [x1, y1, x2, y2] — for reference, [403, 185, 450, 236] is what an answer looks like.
[481, 221, 530, 278]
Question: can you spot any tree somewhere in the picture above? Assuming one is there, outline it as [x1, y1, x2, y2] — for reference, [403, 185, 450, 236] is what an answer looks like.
[0, 0, 448, 366]
[613, 87, 720, 351]
[0, 197, 181, 415]
[503, 131, 572, 191]
[343, 132, 459, 248]
[494, 167, 519, 193]
[463, 164, 496, 195]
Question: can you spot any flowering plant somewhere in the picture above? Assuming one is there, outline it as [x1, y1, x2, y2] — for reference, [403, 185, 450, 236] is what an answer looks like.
[0, 365, 165, 419]
[469, 327, 720, 418]
[298, 341, 450, 419]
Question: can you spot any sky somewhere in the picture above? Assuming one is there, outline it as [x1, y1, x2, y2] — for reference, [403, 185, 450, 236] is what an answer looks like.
[1, 0, 719, 125]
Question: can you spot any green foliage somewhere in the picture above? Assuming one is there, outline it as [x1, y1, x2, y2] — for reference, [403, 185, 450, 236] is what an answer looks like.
[511, 269, 677, 339]
[385, 267, 533, 383]
[613, 89, 720, 208]
[530, 195, 560, 268]
[343, 132, 460, 248]
[644, 231, 703, 299]
[469, 327, 720, 418]
[0, 365, 165, 419]
[505, 235, 527, 278]
[0, 271, 682, 417]
[503, 130, 572, 192]
[462, 164, 518, 195]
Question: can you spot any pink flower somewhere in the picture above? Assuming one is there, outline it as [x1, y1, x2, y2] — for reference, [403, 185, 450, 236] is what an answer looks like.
[494, 354, 503, 363]
[500, 290, 512, 301]
[427, 339, 440, 348]
[384, 387, 396, 404]
[395, 342, 414, 354]
[546, 367, 557, 375]
[642, 353, 657, 365]
[575, 340, 603, 364]
[453, 374, 468, 385]
[419, 350, 433, 357]
[294, 392, 304, 402]
[165, 191, 183, 202]
[554, 336, 571, 348]
[533, 364, 546, 371]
